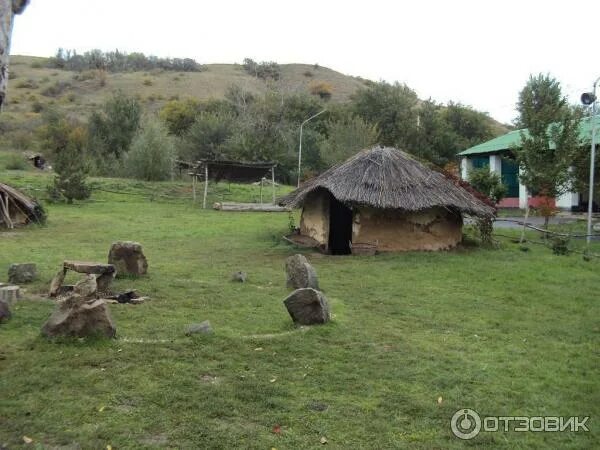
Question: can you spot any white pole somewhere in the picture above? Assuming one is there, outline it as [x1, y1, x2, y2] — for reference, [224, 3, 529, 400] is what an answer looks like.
[297, 109, 327, 188]
[203, 164, 209, 209]
[587, 78, 599, 246]
[271, 166, 276, 203]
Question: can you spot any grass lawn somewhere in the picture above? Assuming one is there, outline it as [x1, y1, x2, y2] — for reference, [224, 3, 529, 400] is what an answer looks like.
[1, 169, 599, 449]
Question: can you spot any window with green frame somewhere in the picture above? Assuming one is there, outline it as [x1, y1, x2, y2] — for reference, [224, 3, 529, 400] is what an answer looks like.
[471, 156, 489, 169]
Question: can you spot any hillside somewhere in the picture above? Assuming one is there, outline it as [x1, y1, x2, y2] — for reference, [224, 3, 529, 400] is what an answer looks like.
[0, 56, 506, 150]
[2, 55, 366, 124]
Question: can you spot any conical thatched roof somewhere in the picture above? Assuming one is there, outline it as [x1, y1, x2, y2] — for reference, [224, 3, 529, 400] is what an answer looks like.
[279, 146, 495, 217]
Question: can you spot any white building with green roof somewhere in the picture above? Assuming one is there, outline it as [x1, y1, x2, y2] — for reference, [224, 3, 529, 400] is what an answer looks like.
[457, 116, 599, 210]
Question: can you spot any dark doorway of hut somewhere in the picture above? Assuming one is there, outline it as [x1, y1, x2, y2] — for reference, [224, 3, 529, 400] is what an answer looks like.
[328, 195, 352, 255]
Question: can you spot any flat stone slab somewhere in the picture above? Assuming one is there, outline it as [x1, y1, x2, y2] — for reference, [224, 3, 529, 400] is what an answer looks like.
[64, 261, 116, 275]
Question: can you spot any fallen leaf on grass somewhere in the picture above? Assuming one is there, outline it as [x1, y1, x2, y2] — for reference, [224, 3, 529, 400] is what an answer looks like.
[437, 396, 443, 405]
[270, 377, 277, 383]
[23, 436, 33, 444]
[320, 436, 328, 444]
[272, 424, 281, 434]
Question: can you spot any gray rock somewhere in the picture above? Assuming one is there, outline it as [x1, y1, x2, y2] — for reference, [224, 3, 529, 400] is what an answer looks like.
[41, 295, 116, 338]
[231, 271, 247, 283]
[49, 269, 66, 297]
[285, 254, 319, 290]
[74, 275, 97, 298]
[95, 272, 115, 295]
[283, 288, 330, 325]
[8, 263, 37, 284]
[185, 320, 213, 335]
[0, 299, 11, 323]
[108, 241, 148, 277]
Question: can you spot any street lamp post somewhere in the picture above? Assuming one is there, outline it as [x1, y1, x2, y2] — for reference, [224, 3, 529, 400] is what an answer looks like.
[581, 77, 600, 245]
[298, 109, 327, 187]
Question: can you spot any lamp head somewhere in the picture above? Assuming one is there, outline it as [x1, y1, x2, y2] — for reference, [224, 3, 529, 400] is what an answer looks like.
[581, 92, 597, 105]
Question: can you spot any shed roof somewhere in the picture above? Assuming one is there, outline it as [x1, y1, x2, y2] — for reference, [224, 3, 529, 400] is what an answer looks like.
[458, 115, 600, 156]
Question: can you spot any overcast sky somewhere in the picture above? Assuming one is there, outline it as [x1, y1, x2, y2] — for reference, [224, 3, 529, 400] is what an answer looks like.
[9, 0, 600, 124]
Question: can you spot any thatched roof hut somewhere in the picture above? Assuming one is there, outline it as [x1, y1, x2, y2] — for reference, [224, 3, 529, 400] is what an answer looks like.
[0, 183, 46, 229]
[279, 146, 494, 254]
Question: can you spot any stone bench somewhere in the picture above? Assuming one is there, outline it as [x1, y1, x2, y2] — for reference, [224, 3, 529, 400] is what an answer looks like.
[49, 261, 116, 298]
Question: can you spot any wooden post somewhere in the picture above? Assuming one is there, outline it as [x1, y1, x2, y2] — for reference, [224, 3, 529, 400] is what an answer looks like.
[192, 174, 197, 203]
[202, 164, 209, 209]
[259, 178, 263, 204]
[271, 166, 276, 204]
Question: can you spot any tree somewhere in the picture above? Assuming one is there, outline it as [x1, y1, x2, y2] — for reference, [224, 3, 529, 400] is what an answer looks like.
[40, 109, 90, 203]
[88, 92, 141, 169]
[0, 0, 29, 111]
[321, 115, 379, 166]
[468, 167, 507, 204]
[179, 112, 234, 161]
[352, 81, 419, 150]
[160, 98, 200, 136]
[513, 74, 582, 228]
[125, 117, 175, 181]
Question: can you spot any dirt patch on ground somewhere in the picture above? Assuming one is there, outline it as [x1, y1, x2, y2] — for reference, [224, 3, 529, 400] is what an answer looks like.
[0, 232, 22, 238]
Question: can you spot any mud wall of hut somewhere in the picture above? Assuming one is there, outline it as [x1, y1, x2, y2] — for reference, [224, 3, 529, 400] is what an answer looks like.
[352, 206, 463, 251]
[299, 191, 330, 245]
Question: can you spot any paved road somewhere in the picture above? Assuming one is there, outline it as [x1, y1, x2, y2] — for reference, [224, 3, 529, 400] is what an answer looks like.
[493, 216, 578, 229]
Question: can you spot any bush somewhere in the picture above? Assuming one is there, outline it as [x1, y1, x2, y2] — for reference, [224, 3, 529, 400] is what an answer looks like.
[468, 167, 507, 204]
[160, 98, 200, 135]
[4, 154, 28, 170]
[309, 81, 333, 100]
[10, 130, 33, 149]
[31, 100, 44, 113]
[15, 79, 38, 89]
[124, 118, 175, 181]
[41, 81, 71, 97]
[551, 236, 569, 255]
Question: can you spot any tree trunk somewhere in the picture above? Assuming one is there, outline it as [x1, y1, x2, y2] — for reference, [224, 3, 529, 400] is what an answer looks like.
[0, 0, 29, 112]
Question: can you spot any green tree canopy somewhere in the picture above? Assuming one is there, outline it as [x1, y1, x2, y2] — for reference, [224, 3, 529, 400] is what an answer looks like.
[513, 74, 582, 199]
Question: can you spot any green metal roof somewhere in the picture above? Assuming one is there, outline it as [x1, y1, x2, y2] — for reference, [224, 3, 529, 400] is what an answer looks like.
[458, 115, 600, 156]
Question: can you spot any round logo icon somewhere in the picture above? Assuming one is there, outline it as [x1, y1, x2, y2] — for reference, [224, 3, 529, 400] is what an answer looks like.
[451, 408, 481, 440]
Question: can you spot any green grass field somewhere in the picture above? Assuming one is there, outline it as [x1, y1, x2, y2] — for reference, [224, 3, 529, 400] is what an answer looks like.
[1, 167, 598, 449]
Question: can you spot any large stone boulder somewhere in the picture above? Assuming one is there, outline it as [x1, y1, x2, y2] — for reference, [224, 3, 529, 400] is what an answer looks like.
[8, 263, 37, 284]
[283, 288, 330, 325]
[0, 299, 11, 323]
[285, 254, 319, 290]
[108, 241, 148, 277]
[41, 294, 116, 338]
